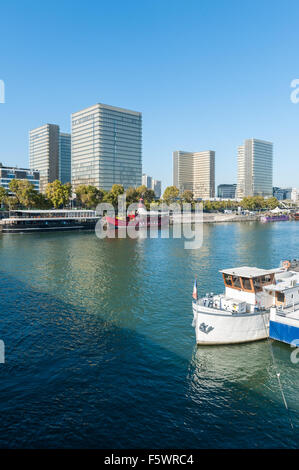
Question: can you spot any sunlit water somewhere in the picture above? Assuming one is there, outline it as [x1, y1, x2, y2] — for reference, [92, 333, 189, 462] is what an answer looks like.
[0, 221, 298, 448]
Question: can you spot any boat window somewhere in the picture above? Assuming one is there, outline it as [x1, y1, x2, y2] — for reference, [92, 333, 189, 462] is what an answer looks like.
[277, 292, 285, 303]
[241, 277, 252, 290]
[252, 277, 263, 292]
[223, 274, 232, 286]
[232, 276, 242, 288]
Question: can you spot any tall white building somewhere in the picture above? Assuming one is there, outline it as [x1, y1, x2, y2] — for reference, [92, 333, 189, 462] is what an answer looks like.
[142, 173, 152, 189]
[29, 124, 59, 192]
[236, 139, 273, 198]
[71, 103, 142, 191]
[152, 179, 162, 198]
[173, 150, 215, 199]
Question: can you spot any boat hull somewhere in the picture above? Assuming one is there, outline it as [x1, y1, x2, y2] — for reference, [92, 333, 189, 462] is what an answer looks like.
[261, 215, 289, 223]
[105, 215, 169, 228]
[192, 302, 269, 345]
[0, 220, 98, 233]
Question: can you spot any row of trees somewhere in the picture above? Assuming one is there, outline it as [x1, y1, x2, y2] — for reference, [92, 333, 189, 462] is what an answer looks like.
[161, 186, 280, 211]
[0, 180, 157, 210]
[0, 180, 72, 210]
[0, 180, 282, 212]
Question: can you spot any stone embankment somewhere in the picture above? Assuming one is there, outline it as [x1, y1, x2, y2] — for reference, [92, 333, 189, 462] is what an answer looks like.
[171, 213, 260, 224]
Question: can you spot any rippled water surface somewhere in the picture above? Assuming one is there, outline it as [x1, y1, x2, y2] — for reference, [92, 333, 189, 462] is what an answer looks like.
[0, 221, 298, 448]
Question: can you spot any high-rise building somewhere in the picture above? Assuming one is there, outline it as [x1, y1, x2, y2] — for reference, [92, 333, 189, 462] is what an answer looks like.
[0, 164, 40, 193]
[29, 124, 59, 192]
[71, 103, 142, 191]
[173, 150, 215, 199]
[217, 184, 237, 199]
[142, 173, 161, 198]
[142, 173, 152, 189]
[152, 179, 162, 198]
[59, 133, 71, 184]
[236, 139, 273, 198]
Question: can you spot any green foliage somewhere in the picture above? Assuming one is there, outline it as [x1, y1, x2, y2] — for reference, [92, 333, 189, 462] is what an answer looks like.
[75, 184, 104, 209]
[8, 179, 37, 208]
[163, 186, 179, 204]
[181, 190, 194, 203]
[45, 180, 72, 209]
[32, 192, 52, 209]
[0, 186, 8, 204]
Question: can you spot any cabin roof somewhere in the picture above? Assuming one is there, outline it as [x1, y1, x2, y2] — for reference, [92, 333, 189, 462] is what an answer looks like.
[220, 266, 282, 278]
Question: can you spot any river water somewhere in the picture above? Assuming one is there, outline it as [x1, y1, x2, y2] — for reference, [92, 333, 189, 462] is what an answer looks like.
[0, 221, 298, 448]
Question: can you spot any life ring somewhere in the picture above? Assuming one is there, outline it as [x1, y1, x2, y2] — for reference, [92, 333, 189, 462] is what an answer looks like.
[282, 260, 291, 270]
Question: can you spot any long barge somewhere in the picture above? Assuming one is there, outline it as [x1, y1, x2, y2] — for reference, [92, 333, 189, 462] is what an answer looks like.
[0, 210, 100, 233]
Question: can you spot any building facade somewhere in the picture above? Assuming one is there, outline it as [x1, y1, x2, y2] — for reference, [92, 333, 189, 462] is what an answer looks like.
[0, 164, 40, 193]
[273, 187, 292, 201]
[71, 103, 142, 191]
[152, 179, 162, 198]
[291, 188, 299, 202]
[173, 150, 215, 199]
[142, 173, 152, 189]
[59, 133, 71, 184]
[236, 139, 273, 198]
[217, 184, 237, 199]
[29, 124, 60, 192]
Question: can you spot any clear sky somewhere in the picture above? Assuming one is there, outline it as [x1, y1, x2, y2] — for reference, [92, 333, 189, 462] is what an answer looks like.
[0, 0, 299, 190]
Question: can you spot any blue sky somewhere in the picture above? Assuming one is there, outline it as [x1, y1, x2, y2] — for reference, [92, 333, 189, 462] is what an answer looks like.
[0, 0, 298, 189]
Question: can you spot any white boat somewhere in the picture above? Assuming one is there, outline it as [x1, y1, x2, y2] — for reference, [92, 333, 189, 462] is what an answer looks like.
[192, 265, 285, 345]
[268, 260, 299, 345]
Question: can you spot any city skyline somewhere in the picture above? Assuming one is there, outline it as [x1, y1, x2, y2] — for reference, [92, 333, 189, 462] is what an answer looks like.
[0, 1, 299, 190]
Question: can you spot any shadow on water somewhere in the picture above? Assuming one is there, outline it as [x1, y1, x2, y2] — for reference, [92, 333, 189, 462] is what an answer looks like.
[0, 271, 298, 449]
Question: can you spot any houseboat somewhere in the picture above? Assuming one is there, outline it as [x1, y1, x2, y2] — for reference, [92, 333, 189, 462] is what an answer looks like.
[260, 214, 289, 223]
[0, 209, 100, 233]
[192, 265, 285, 345]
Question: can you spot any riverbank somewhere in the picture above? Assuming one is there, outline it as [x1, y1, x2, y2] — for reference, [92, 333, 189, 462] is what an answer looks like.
[171, 213, 260, 224]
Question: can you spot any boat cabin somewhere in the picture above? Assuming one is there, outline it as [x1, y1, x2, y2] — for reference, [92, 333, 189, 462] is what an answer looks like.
[220, 266, 282, 307]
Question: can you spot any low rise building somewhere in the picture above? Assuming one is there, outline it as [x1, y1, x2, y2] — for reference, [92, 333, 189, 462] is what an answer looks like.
[0, 164, 40, 193]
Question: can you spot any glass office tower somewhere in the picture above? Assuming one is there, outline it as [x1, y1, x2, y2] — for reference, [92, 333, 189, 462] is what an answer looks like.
[71, 103, 142, 191]
[237, 139, 273, 198]
[59, 133, 71, 184]
[29, 124, 59, 193]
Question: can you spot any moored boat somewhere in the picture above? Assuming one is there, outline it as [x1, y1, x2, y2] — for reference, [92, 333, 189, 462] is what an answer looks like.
[105, 198, 169, 229]
[192, 265, 285, 345]
[0, 209, 100, 233]
[260, 214, 289, 223]
[268, 260, 299, 345]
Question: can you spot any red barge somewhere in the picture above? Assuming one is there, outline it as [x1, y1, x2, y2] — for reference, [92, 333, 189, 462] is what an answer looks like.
[105, 199, 169, 228]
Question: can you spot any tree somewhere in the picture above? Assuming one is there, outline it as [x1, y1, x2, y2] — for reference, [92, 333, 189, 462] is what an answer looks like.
[75, 185, 104, 209]
[32, 192, 52, 209]
[126, 187, 139, 205]
[4, 196, 19, 210]
[103, 184, 125, 207]
[45, 180, 72, 208]
[9, 179, 37, 208]
[266, 197, 279, 210]
[163, 186, 179, 204]
[136, 185, 148, 197]
[181, 190, 194, 204]
[0, 186, 8, 206]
